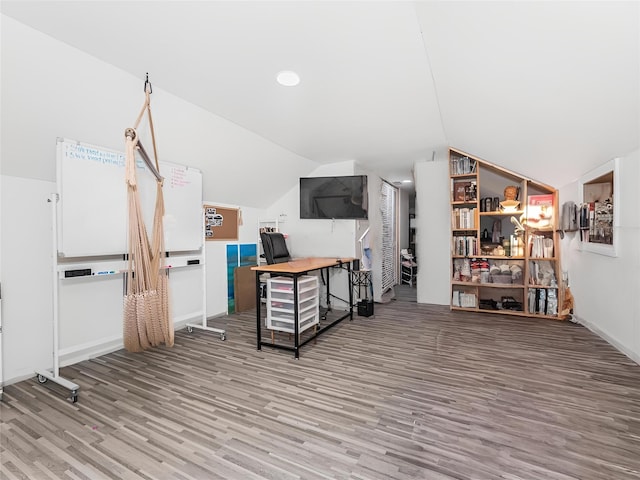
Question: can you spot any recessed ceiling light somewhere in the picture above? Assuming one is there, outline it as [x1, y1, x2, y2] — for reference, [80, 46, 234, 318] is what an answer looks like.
[276, 70, 300, 86]
[402, 179, 413, 183]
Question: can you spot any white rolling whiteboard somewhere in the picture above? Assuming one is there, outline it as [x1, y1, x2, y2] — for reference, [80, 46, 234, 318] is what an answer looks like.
[57, 137, 203, 257]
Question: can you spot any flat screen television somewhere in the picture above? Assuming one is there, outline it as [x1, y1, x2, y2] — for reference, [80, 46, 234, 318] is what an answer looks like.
[300, 175, 368, 220]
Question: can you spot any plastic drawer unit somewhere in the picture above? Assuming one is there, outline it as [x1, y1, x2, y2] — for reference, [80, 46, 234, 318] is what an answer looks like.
[266, 276, 319, 334]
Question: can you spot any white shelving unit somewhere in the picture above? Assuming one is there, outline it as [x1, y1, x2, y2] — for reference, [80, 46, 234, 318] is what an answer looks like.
[266, 276, 319, 335]
[401, 251, 417, 287]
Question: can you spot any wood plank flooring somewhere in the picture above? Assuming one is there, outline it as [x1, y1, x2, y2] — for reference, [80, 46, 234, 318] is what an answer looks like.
[2, 286, 640, 479]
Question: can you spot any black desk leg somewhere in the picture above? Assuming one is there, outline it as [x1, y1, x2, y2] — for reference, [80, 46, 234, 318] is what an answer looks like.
[256, 271, 262, 350]
[294, 273, 300, 359]
[348, 262, 353, 320]
[326, 268, 331, 311]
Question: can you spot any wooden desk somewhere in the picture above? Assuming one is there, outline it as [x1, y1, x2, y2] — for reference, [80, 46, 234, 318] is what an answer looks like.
[252, 257, 354, 358]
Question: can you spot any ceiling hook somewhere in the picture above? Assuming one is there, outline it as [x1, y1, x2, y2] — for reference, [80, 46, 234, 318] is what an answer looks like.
[144, 72, 152, 94]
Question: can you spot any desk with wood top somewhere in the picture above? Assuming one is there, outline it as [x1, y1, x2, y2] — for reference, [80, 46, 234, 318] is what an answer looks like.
[252, 257, 354, 358]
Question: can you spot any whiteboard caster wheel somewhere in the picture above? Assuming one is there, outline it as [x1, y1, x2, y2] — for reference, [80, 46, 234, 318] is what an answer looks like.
[37, 374, 48, 384]
[69, 391, 78, 403]
[220, 334, 226, 341]
[187, 326, 193, 333]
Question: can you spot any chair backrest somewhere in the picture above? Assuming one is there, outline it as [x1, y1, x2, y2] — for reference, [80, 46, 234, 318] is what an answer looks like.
[260, 232, 291, 264]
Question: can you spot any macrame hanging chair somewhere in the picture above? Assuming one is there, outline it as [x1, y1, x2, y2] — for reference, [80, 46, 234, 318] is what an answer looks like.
[123, 80, 174, 352]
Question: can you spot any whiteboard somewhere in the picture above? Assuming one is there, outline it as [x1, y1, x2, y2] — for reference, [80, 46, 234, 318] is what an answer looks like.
[57, 138, 203, 257]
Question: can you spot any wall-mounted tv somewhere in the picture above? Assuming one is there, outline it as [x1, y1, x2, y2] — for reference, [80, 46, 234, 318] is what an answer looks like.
[300, 175, 368, 220]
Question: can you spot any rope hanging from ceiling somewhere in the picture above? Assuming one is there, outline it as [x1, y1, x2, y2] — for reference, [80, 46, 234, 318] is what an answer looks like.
[122, 74, 174, 352]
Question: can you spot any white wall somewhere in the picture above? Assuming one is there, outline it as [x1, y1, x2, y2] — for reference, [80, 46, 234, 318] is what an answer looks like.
[0, 16, 319, 385]
[414, 160, 451, 305]
[559, 149, 640, 363]
[0, 16, 317, 207]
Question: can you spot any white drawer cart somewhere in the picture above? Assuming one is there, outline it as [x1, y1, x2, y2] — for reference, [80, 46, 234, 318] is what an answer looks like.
[267, 276, 319, 342]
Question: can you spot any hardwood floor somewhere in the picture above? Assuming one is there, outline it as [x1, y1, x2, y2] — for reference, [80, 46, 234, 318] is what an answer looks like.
[2, 290, 639, 479]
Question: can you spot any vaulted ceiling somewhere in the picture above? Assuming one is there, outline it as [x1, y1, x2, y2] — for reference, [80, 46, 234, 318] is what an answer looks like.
[2, 1, 638, 190]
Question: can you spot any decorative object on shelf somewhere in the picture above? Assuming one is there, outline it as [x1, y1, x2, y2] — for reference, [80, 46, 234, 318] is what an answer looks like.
[561, 201, 579, 232]
[504, 185, 520, 201]
[499, 185, 521, 212]
[510, 215, 525, 233]
[491, 219, 502, 243]
[526, 194, 554, 229]
[467, 180, 477, 201]
[500, 200, 520, 212]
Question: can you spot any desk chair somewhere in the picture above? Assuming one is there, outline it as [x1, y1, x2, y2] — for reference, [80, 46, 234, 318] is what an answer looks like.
[260, 232, 291, 265]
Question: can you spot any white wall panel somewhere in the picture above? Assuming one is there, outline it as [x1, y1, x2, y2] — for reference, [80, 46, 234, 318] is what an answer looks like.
[415, 160, 451, 305]
[1, 176, 56, 382]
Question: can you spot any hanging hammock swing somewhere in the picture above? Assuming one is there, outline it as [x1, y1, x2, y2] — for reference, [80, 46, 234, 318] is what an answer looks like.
[123, 78, 174, 352]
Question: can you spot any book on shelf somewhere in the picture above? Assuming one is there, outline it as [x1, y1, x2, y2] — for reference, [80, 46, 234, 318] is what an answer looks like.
[452, 290, 477, 308]
[452, 180, 477, 202]
[529, 234, 554, 258]
[526, 194, 554, 229]
[453, 181, 470, 202]
[450, 156, 477, 175]
[579, 201, 614, 244]
[452, 236, 478, 257]
[528, 287, 558, 316]
[451, 208, 476, 229]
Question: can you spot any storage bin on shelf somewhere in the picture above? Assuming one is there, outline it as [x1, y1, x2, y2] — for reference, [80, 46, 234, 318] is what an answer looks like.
[454, 258, 523, 285]
[490, 273, 514, 284]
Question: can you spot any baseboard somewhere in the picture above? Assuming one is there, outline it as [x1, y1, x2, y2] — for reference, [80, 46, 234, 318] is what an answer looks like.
[573, 314, 640, 366]
[59, 335, 123, 368]
[2, 312, 209, 388]
[58, 310, 206, 368]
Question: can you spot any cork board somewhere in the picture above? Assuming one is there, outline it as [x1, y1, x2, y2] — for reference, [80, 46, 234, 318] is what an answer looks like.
[204, 205, 239, 241]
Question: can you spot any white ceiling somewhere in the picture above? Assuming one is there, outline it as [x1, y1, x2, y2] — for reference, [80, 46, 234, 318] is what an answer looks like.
[2, 1, 638, 189]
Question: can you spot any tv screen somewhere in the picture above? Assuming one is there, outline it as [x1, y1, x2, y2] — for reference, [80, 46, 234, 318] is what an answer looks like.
[300, 175, 368, 220]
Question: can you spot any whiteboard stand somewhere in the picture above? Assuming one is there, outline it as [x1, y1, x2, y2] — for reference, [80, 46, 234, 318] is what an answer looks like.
[35, 193, 80, 403]
[185, 214, 226, 341]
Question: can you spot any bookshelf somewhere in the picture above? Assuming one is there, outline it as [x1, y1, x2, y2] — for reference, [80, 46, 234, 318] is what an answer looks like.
[449, 148, 564, 319]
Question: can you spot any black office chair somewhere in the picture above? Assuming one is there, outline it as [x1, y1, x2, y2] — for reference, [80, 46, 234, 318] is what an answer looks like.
[260, 232, 291, 264]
